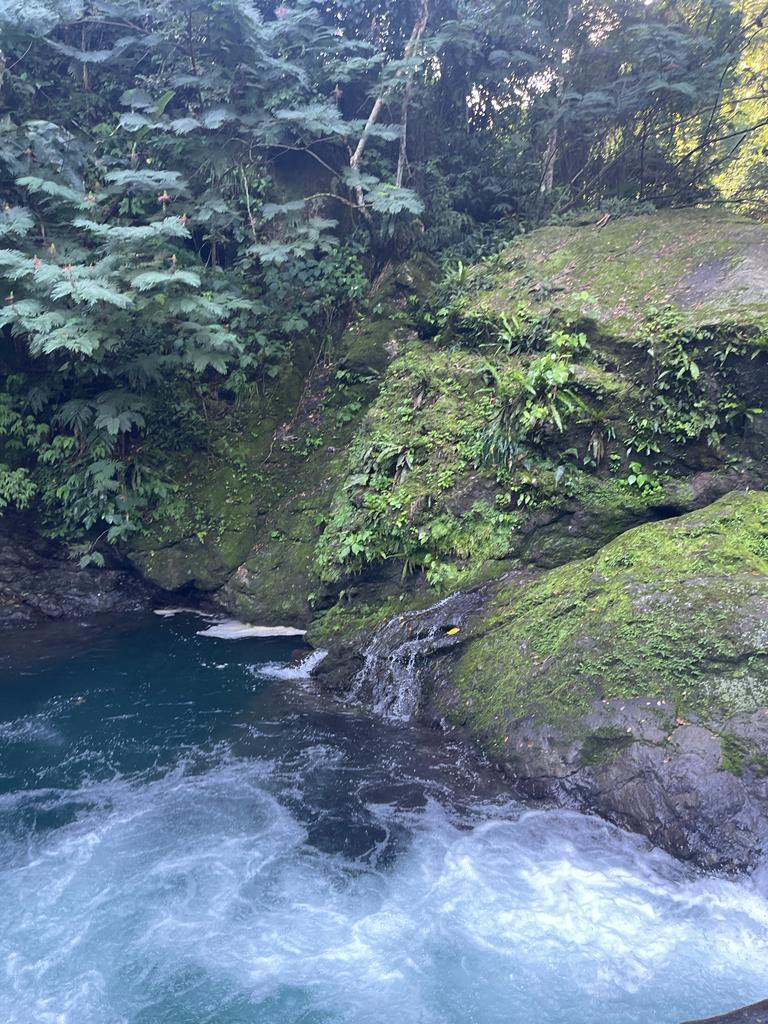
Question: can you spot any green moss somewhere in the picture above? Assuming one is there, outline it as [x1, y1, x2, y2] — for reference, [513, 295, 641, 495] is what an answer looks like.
[469, 210, 768, 339]
[126, 358, 366, 602]
[453, 491, 768, 743]
[340, 317, 400, 376]
[123, 221, 768, 639]
[720, 732, 768, 777]
[307, 590, 435, 646]
[720, 733, 748, 776]
[315, 339, 517, 583]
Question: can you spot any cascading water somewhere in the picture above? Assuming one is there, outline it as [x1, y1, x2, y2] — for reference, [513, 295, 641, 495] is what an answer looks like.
[353, 612, 441, 719]
[350, 590, 484, 719]
[1, 611, 767, 1024]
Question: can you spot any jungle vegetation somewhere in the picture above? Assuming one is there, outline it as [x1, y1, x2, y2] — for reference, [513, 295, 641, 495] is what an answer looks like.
[0, 0, 766, 556]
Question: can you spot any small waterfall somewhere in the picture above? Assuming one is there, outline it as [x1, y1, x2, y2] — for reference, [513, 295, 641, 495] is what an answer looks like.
[351, 591, 485, 721]
[259, 649, 328, 679]
[356, 613, 444, 720]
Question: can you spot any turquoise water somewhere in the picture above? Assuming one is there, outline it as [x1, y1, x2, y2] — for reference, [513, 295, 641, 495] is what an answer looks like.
[1, 613, 767, 1024]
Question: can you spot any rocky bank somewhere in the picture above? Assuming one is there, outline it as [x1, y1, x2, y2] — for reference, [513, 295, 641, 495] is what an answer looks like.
[317, 492, 768, 872]
[0, 515, 156, 626]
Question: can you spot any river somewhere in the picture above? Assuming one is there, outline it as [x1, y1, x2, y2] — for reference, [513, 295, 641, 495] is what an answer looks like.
[1, 612, 767, 1024]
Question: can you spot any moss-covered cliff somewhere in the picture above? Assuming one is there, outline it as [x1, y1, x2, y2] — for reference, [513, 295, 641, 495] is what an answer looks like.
[119, 209, 768, 643]
[309, 209, 768, 638]
[453, 490, 768, 733]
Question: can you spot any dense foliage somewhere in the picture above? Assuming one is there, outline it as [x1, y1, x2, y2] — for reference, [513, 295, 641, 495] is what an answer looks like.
[0, 0, 766, 555]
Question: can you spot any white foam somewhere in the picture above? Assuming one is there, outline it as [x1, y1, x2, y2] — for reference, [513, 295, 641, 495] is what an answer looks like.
[2, 755, 767, 1024]
[196, 619, 307, 640]
[258, 649, 328, 679]
[154, 608, 308, 639]
[153, 607, 217, 619]
[0, 713, 61, 747]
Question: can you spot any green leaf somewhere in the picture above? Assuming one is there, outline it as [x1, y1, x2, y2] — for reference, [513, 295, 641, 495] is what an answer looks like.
[154, 89, 177, 116]
[130, 269, 201, 290]
[0, 206, 35, 239]
[16, 177, 88, 208]
[364, 184, 424, 216]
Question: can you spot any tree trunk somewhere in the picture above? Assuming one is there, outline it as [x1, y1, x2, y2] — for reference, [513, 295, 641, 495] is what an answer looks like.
[350, 0, 430, 207]
[539, 3, 575, 195]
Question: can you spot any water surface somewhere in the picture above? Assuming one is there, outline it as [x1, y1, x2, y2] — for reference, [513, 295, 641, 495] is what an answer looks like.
[1, 613, 767, 1024]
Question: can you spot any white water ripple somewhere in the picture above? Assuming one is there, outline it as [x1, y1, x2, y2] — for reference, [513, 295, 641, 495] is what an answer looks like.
[0, 751, 767, 1024]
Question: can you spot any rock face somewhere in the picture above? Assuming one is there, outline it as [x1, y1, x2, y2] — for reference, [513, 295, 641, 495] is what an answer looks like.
[0, 518, 156, 628]
[319, 492, 768, 871]
[112, 211, 768, 638]
[681, 1001, 768, 1024]
[121, 257, 433, 627]
[483, 208, 768, 336]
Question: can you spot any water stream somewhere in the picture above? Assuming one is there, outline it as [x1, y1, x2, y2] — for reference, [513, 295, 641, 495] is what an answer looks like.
[1, 613, 767, 1024]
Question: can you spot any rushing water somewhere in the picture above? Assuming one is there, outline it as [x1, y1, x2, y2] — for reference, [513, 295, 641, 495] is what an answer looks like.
[1, 613, 767, 1024]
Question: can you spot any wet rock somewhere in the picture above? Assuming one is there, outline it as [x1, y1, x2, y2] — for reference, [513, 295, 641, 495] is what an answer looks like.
[681, 1000, 768, 1024]
[0, 517, 157, 628]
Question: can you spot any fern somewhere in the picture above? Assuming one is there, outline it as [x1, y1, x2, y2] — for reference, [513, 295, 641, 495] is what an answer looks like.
[73, 218, 190, 242]
[103, 170, 189, 194]
[16, 177, 89, 208]
[31, 324, 105, 356]
[274, 102, 349, 136]
[0, 206, 35, 238]
[130, 270, 201, 291]
[46, 35, 137, 63]
[50, 279, 134, 308]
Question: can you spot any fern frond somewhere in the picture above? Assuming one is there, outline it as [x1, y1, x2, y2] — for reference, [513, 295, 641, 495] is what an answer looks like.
[0, 206, 35, 239]
[130, 269, 201, 291]
[103, 170, 189, 194]
[16, 177, 89, 208]
[73, 217, 191, 243]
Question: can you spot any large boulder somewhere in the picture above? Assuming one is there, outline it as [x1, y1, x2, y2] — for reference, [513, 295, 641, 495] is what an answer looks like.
[440, 489, 768, 869]
[682, 1001, 768, 1024]
[478, 208, 768, 338]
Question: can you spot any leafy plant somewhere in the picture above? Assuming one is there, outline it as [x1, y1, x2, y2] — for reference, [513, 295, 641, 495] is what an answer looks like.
[621, 461, 662, 497]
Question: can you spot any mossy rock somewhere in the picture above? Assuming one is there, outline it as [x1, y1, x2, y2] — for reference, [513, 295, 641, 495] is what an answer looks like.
[217, 453, 348, 626]
[475, 209, 768, 338]
[126, 424, 277, 591]
[453, 489, 768, 740]
[340, 318, 407, 376]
